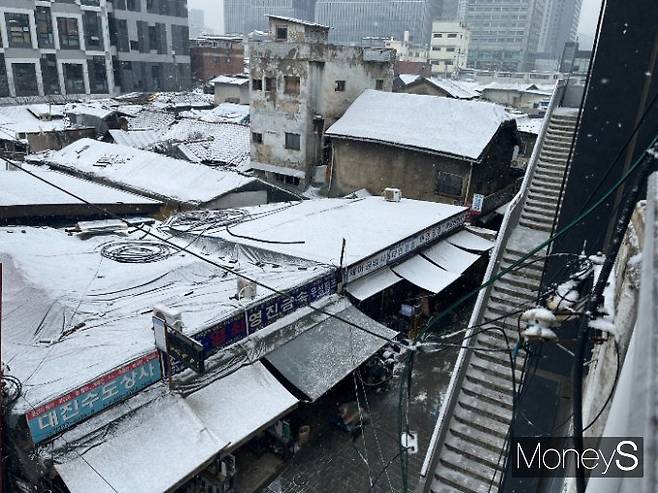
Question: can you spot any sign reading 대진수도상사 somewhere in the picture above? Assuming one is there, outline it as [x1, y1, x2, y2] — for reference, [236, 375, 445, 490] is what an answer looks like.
[25, 352, 162, 444]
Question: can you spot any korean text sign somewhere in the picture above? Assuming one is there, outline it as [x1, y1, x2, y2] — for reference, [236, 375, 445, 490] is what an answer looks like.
[25, 352, 162, 444]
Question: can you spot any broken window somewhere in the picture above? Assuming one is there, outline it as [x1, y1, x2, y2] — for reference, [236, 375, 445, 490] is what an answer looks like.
[13, 63, 38, 96]
[35, 7, 54, 48]
[40, 55, 60, 95]
[63, 63, 85, 94]
[375, 79, 384, 90]
[265, 77, 275, 92]
[252, 132, 263, 144]
[284, 76, 300, 95]
[83, 11, 103, 50]
[335, 80, 346, 92]
[88, 56, 108, 93]
[436, 172, 464, 197]
[276, 26, 288, 41]
[57, 17, 80, 49]
[285, 132, 301, 151]
[6, 13, 32, 48]
[252, 78, 262, 91]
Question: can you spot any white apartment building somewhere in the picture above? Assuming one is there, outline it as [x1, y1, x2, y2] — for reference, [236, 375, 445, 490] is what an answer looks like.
[429, 21, 470, 76]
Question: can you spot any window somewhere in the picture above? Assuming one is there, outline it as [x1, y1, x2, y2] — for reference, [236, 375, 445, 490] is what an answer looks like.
[13, 63, 38, 96]
[274, 174, 300, 186]
[40, 54, 60, 95]
[284, 76, 300, 95]
[57, 17, 80, 49]
[84, 11, 104, 50]
[6, 13, 32, 48]
[127, 0, 141, 12]
[252, 78, 262, 91]
[447, 33, 458, 38]
[265, 77, 275, 91]
[88, 56, 108, 93]
[63, 63, 85, 94]
[252, 132, 263, 143]
[285, 132, 300, 151]
[151, 64, 162, 90]
[446, 47, 455, 52]
[130, 40, 139, 51]
[276, 26, 288, 41]
[35, 7, 54, 48]
[375, 79, 384, 90]
[436, 172, 464, 197]
[432, 33, 443, 38]
[149, 26, 157, 51]
[335, 80, 346, 92]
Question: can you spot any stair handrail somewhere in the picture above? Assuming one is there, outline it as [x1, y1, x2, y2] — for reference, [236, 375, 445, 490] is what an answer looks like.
[418, 78, 568, 491]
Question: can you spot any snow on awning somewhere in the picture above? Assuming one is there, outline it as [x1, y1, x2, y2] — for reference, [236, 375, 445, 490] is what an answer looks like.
[263, 305, 397, 401]
[344, 267, 402, 301]
[446, 230, 495, 252]
[391, 255, 460, 294]
[186, 361, 298, 450]
[54, 393, 228, 493]
[421, 241, 480, 275]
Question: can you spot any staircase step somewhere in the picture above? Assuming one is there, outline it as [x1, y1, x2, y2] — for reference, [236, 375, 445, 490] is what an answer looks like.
[436, 450, 502, 492]
[432, 464, 492, 493]
[449, 419, 508, 452]
[461, 381, 514, 410]
[519, 218, 553, 232]
[464, 368, 514, 399]
[445, 435, 508, 471]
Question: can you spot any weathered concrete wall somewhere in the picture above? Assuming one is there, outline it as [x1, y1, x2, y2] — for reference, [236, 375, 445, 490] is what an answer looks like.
[249, 40, 394, 184]
[214, 84, 249, 104]
[328, 139, 472, 204]
[27, 127, 96, 153]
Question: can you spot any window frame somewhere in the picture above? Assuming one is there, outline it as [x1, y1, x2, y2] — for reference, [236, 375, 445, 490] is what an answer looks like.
[284, 75, 300, 95]
[335, 80, 346, 92]
[252, 78, 263, 91]
[284, 132, 301, 151]
[436, 171, 464, 197]
[6, 13, 32, 48]
[252, 132, 263, 144]
[57, 17, 80, 50]
[276, 26, 288, 41]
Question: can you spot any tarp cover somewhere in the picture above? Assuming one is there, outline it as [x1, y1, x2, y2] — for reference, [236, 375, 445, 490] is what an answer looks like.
[264, 306, 397, 401]
[344, 267, 402, 301]
[421, 241, 480, 274]
[186, 361, 297, 449]
[391, 255, 460, 294]
[54, 393, 228, 493]
[446, 230, 495, 252]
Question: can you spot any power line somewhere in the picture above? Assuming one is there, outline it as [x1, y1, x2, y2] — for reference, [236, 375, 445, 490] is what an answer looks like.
[1, 157, 399, 348]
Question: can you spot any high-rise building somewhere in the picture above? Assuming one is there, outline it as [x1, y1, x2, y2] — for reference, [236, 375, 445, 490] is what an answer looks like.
[224, 0, 316, 35]
[188, 8, 206, 39]
[314, 0, 439, 45]
[461, 0, 546, 72]
[0, 0, 191, 97]
[538, 0, 582, 57]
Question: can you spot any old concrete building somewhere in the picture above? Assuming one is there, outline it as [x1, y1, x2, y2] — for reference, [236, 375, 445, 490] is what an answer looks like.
[249, 16, 395, 189]
[325, 90, 520, 214]
[0, 0, 190, 98]
[191, 34, 244, 85]
[212, 75, 249, 104]
[429, 21, 470, 76]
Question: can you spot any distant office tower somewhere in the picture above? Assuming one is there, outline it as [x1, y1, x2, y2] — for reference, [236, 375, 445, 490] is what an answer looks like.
[315, 0, 440, 45]
[224, 0, 316, 34]
[439, 0, 460, 20]
[189, 8, 206, 39]
[461, 0, 546, 71]
[539, 0, 582, 57]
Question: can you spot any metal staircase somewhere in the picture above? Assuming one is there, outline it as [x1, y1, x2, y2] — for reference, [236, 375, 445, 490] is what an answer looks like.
[419, 83, 581, 493]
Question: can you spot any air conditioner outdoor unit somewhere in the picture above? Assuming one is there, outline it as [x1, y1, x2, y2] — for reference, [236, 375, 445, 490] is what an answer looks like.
[237, 277, 257, 300]
[383, 187, 401, 202]
[152, 304, 183, 331]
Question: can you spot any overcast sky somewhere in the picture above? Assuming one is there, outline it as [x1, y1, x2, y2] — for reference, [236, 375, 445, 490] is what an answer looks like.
[188, 0, 603, 47]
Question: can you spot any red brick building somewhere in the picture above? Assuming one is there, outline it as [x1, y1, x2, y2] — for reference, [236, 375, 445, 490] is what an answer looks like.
[190, 35, 245, 85]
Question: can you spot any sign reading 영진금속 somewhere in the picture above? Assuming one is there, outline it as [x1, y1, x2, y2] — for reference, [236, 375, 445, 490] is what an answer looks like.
[344, 210, 469, 282]
[25, 352, 162, 444]
[191, 273, 338, 359]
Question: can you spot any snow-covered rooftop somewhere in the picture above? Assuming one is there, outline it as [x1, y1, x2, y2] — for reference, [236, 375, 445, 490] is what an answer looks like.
[0, 105, 69, 140]
[124, 109, 177, 131]
[180, 103, 250, 124]
[108, 129, 160, 149]
[513, 115, 544, 135]
[0, 225, 330, 412]
[196, 197, 467, 267]
[326, 89, 513, 161]
[266, 14, 330, 29]
[210, 75, 250, 86]
[30, 139, 257, 206]
[428, 77, 480, 99]
[0, 163, 159, 207]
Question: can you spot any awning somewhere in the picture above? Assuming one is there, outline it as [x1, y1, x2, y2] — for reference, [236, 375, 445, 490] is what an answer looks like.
[446, 230, 495, 252]
[344, 266, 402, 301]
[421, 241, 480, 275]
[55, 393, 228, 493]
[391, 255, 460, 294]
[264, 305, 397, 401]
[186, 361, 297, 450]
